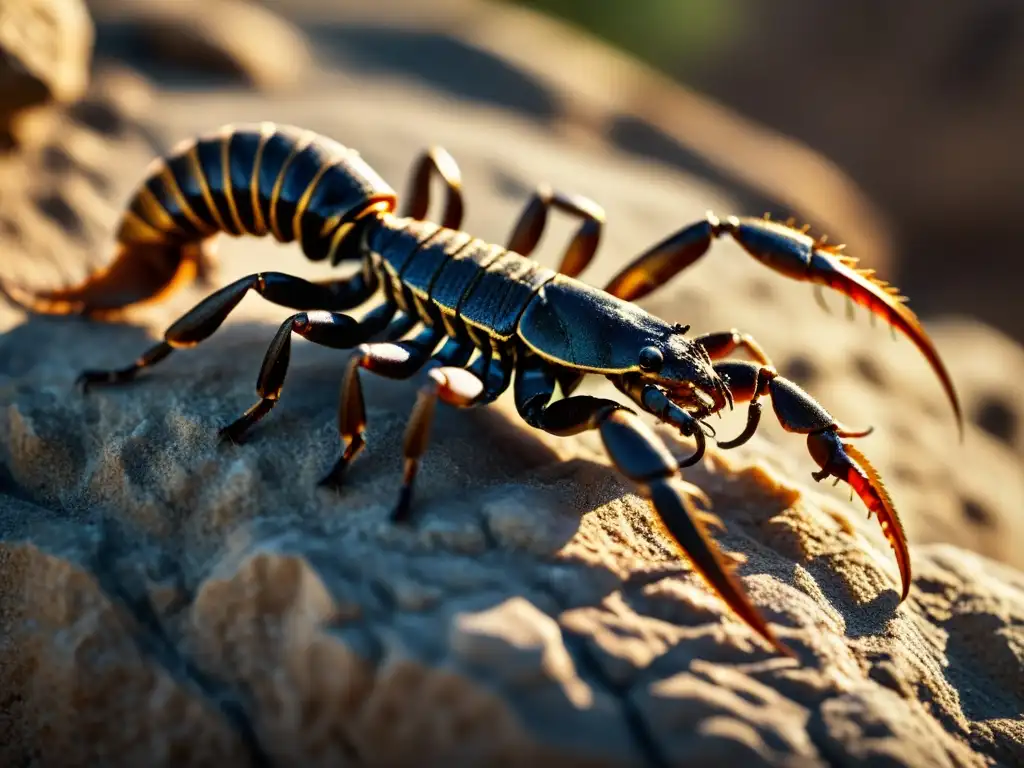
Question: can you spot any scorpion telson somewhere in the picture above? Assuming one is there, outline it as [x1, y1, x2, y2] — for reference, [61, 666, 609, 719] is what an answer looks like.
[0, 122, 961, 658]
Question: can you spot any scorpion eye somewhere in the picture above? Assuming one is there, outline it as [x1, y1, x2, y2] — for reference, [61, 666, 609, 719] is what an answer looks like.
[638, 346, 664, 373]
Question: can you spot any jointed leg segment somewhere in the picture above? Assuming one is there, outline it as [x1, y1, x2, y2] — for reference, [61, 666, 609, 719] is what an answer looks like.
[393, 364, 485, 520]
[217, 302, 398, 443]
[514, 352, 793, 656]
[318, 325, 493, 521]
[77, 269, 379, 390]
[505, 184, 605, 278]
[320, 325, 447, 492]
[601, 212, 962, 436]
[401, 146, 465, 229]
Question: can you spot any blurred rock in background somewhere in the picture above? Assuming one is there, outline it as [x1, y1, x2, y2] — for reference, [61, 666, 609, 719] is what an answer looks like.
[507, 0, 1024, 344]
[0, 0, 94, 149]
[85, 0, 312, 91]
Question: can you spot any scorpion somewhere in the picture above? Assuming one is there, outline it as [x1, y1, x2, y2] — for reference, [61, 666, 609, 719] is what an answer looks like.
[0, 122, 962, 657]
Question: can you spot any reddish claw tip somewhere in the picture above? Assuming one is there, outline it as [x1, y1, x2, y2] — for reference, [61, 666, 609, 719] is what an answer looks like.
[808, 431, 911, 602]
[647, 478, 797, 658]
[807, 251, 963, 441]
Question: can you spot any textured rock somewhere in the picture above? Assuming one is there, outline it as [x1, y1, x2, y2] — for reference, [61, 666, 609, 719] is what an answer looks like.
[0, 2, 1022, 765]
[0, 0, 94, 147]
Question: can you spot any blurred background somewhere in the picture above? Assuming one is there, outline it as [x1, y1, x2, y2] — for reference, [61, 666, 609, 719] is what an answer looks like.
[0, 0, 1021, 562]
[5, 0, 1022, 337]
[506, 0, 1024, 345]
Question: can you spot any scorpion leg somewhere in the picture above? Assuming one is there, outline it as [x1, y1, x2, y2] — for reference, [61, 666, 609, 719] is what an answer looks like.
[217, 303, 398, 443]
[713, 360, 911, 601]
[401, 146, 464, 229]
[379, 311, 421, 342]
[319, 325, 446, 492]
[77, 269, 380, 390]
[505, 184, 605, 278]
[470, 339, 515, 403]
[602, 214, 961, 437]
[515, 353, 793, 657]
[392, 336, 512, 520]
[392, 362, 486, 521]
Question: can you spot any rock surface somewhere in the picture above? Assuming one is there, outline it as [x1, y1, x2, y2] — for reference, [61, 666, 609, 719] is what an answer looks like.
[87, 0, 313, 91]
[0, 1, 1022, 766]
[0, 0, 94, 147]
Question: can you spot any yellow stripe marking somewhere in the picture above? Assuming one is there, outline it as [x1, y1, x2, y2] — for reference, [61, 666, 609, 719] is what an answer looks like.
[323, 221, 356, 263]
[220, 128, 247, 236]
[269, 129, 315, 242]
[118, 210, 173, 245]
[292, 156, 343, 253]
[135, 186, 179, 236]
[250, 122, 274, 236]
[320, 212, 344, 238]
[188, 144, 231, 234]
[156, 161, 215, 236]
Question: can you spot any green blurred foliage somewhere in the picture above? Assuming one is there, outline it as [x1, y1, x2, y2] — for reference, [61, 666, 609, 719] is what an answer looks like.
[501, 0, 746, 77]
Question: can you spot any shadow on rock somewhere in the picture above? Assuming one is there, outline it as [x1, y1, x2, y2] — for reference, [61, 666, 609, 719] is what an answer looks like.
[312, 24, 561, 124]
[0, 312, 660, 763]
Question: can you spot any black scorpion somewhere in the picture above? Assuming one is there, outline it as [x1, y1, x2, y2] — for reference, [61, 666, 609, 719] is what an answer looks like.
[0, 123, 963, 657]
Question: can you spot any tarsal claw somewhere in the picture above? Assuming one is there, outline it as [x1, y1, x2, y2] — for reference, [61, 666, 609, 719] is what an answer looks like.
[807, 431, 911, 601]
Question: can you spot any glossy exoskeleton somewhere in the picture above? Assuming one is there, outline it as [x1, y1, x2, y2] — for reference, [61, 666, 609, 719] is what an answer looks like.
[0, 122, 963, 657]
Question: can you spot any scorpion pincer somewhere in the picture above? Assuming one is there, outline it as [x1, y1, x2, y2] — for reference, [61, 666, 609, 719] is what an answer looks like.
[0, 122, 961, 658]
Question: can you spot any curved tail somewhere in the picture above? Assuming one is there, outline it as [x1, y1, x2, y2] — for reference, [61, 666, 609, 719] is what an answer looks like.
[0, 240, 216, 320]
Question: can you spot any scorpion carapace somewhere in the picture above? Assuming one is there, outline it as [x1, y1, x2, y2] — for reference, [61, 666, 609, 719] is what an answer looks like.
[0, 121, 960, 658]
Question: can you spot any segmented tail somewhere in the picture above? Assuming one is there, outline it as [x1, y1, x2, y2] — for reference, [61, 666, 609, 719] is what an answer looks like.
[0, 122, 398, 319]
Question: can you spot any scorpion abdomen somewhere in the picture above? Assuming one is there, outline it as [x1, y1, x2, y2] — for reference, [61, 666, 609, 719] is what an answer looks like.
[120, 123, 398, 265]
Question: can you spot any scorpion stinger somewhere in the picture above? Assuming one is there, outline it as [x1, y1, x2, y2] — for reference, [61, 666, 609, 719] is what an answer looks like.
[8, 122, 959, 657]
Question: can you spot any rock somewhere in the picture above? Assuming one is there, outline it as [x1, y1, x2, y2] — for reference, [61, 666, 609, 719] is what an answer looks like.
[0, 0, 94, 148]
[661, 0, 1024, 345]
[88, 0, 312, 91]
[0, 2, 1021, 764]
[0, 392, 1021, 764]
[0, 65, 156, 298]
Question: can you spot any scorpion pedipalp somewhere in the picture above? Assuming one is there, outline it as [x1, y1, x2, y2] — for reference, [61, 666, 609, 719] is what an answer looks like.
[806, 250, 961, 437]
[717, 216, 962, 439]
[597, 407, 795, 657]
[808, 432, 911, 601]
[711, 359, 911, 601]
[601, 215, 961, 439]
